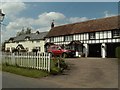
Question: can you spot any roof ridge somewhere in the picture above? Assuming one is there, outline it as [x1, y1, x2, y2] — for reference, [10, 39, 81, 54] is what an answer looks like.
[53, 15, 118, 28]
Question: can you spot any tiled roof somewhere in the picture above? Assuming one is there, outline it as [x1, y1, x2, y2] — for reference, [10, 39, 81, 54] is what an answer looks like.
[8, 32, 48, 42]
[46, 16, 119, 37]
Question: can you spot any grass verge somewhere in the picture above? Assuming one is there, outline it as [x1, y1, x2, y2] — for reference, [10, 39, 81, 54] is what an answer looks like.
[2, 64, 49, 78]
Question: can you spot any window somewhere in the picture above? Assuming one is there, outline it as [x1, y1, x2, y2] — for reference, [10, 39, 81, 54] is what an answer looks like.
[26, 48, 29, 51]
[25, 36, 30, 41]
[89, 32, 95, 39]
[16, 41, 19, 43]
[64, 35, 73, 41]
[36, 40, 40, 43]
[11, 47, 15, 51]
[33, 47, 41, 52]
[37, 47, 41, 51]
[50, 37, 54, 42]
[112, 30, 120, 38]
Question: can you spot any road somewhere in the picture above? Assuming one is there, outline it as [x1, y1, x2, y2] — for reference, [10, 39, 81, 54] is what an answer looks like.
[2, 72, 62, 88]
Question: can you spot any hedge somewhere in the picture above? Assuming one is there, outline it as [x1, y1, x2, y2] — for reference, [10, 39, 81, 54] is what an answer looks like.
[116, 47, 120, 58]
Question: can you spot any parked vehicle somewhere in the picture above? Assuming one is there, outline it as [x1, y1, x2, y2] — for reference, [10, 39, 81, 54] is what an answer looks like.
[47, 45, 76, 58]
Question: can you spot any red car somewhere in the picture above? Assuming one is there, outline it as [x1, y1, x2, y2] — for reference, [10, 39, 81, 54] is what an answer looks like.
[47, 45, 76, 58]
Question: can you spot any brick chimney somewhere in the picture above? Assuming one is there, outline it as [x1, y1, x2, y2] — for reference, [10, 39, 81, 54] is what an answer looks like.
[51, 20, 54, 28]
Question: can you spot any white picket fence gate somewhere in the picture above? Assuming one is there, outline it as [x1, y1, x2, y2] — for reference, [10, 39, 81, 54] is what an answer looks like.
[2, 52, 51, 72]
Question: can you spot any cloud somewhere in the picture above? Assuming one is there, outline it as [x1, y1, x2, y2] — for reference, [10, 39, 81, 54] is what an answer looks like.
[104, 11, 116, 17]
[1, 0, 26, 19]
[2, 11, 66, 41]
[6, 12, 66, 31]
[2, 11, 92, 42]
[35, 12, 66, 26]
[69, 17, 89, 23]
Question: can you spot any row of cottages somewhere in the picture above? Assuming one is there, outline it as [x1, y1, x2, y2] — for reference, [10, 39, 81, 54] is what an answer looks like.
[5, 31, 48, 52]
[45, 16, 120, 58]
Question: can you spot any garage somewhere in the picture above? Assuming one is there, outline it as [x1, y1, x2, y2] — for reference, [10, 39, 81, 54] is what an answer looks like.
[106, 43, 120, 58]
[88, 44, 101, 57]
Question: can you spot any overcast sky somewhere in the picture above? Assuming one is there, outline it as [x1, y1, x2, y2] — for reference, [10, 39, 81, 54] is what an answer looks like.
[0, 1, 118, 42]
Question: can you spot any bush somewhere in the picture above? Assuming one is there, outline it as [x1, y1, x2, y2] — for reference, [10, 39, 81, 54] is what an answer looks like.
[50, 57, 68, 75]
[116, 47, 120, 58]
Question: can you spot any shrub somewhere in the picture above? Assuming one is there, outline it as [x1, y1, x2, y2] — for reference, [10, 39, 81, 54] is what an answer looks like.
[116, 47, 120, 58]
[50, 57, 68, 75]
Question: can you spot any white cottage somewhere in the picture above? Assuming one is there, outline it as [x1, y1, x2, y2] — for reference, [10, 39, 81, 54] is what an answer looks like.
[5, 31, 48, 52]
[45, 16, 120, 58]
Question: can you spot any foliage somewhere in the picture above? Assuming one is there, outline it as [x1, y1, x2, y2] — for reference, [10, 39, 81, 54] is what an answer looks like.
[50, 57, 68, 75]
[26, 27, 31, 34]
[116, 47, 120, 58]
[16, 27, 32, 36]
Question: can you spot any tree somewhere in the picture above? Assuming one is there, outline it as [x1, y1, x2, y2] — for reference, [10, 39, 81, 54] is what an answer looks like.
[26, 27, 31, 34]
[21, 28, 25, 35]
[16, 32, 21, 36]
[16, 28, 25, 36]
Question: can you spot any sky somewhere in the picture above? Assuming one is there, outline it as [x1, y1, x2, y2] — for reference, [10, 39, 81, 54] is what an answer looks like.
[0, 1, 118, 42]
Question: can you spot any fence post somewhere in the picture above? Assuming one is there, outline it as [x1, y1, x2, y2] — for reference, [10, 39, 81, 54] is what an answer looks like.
[12, 53, 15, 65]
[48, 53, 50, 72]
[57, 58, 60, 69]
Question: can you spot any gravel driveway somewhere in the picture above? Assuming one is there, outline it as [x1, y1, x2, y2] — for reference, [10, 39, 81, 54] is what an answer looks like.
[43, 58, 118, 88]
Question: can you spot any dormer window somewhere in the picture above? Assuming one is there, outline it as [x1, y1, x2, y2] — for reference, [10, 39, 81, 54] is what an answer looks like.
[112, 30, 120, 38]
[9, 38, 14, 42]
[36, 31, 40, 34]
[25, 36, 30, 41]
[89, 32, 95, 39]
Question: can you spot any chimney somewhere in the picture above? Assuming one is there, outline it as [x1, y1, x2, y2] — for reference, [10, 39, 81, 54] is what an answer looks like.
[51, 20, 54, 28]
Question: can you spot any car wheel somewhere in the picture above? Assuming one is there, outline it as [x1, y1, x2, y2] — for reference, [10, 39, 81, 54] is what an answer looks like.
[62, 53, 67, 58]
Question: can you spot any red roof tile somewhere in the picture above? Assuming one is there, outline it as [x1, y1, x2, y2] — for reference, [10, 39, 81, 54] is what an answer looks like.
[46, 16, 119, 37]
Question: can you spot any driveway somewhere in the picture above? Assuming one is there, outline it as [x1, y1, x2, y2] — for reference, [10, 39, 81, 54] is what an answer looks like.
[43, 58, 118, 88]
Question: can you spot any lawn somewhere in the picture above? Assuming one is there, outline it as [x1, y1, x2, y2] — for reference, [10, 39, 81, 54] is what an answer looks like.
[2, 64, 49, 78]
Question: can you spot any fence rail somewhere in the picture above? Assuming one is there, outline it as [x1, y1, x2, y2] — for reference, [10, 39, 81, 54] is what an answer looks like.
[2, 52, 51, 72]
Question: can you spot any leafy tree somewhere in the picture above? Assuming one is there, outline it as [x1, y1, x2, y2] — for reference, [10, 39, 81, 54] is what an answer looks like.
[16, 28, 25, 36]
[26, 27, 31, 34]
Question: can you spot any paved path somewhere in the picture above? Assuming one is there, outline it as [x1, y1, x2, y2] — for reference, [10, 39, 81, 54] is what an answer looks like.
[43, 58, 118, 88]
[2, 58, 118, 88]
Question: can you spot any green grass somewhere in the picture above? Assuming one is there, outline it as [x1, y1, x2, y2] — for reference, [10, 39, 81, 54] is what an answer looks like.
[2, 64, 49, 78]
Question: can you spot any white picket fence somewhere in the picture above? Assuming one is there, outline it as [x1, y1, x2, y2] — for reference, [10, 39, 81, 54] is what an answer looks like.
[2, 52, 51, 72]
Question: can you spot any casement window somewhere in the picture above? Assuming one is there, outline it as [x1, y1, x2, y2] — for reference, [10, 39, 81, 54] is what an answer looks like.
[25, 36, 30, 41]
[64, 35, 73, 41]
[7, 47, 10, 51]
[36, 40, 40, 43]
[37, 47, 41, 51]
[50, 37, 54, 42]
[33, 47, 41, 51]
[89, 32, 95, 39]
[112, 30, 120, 38]
[26, 48, 29, 51]
[11, 47, 15, 50]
